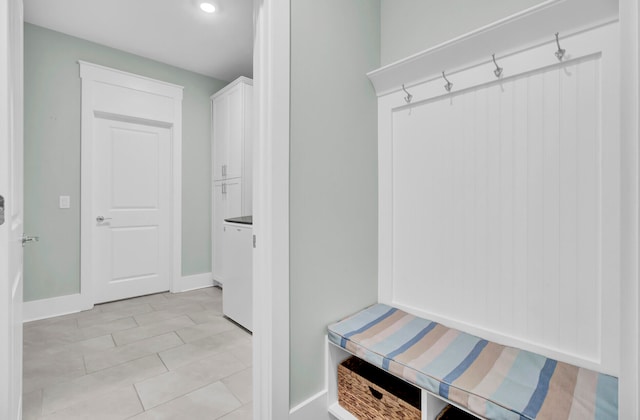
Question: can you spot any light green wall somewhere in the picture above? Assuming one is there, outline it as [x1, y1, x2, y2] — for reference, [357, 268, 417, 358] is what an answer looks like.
[381, 0, 545, 65]
[288, 1, 552, 408]
[24, 23, 228, 302]
[289, 0, 380, 408]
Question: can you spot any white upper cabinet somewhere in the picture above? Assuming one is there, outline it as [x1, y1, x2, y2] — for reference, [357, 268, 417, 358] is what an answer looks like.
[212, 77, 253, 195]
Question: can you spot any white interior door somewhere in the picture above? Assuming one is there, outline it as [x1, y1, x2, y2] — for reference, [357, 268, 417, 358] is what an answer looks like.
[93, 117, 172, 304]
[0, 0, 24, 417]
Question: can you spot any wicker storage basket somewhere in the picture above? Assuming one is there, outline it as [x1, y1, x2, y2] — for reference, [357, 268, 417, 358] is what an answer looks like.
[338, 356, 421, 420]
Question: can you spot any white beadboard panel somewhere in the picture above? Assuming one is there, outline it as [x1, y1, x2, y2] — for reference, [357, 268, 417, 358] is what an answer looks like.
[385, 23, 620, 375]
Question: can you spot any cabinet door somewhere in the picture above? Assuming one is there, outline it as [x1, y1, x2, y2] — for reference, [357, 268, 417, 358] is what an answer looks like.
[212, 179, 243, 284]
[222, 224, 253, 331]
[226, 85, 244, 180]
[212, 95, 228, 181]
[225, 178, 242, 218]
[242, 85, 253, 215]
[212, 182, 226, 282]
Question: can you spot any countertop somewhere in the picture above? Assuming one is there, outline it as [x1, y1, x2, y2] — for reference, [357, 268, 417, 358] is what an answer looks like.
[223, 215, 253, 225]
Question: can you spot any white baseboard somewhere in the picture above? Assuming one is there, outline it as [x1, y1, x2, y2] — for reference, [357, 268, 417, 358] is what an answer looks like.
[24, 273, 214, 322]
[173, 272, 213, 293]
[290, 390, 331, 420]
[23, 293, 87, 323]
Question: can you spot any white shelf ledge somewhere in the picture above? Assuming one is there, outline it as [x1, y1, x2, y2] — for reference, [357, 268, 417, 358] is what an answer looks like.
[366, 0, 617, 96]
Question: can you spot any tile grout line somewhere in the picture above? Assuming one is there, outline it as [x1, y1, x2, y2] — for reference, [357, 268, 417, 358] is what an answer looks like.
[81, 354, 88, 376]
[175, 330, 186, 345]
[131, 383, 147, 416]
[220, 373, 253, 408]
[137, 379, 243, 417]
[110, 316, 197, 347]
[83, 340, 183, 375]
[156, 350, 171, 373]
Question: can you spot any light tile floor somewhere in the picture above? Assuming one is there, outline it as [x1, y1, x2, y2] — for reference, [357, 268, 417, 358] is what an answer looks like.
[23, 287, 252, 420]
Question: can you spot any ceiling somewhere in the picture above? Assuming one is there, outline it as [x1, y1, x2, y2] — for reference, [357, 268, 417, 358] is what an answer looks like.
[24, 0, 253, 82]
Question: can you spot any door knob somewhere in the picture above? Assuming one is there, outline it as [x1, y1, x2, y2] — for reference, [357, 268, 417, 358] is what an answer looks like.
[96, 216, 113, 223]
[22, 235, 39, 246]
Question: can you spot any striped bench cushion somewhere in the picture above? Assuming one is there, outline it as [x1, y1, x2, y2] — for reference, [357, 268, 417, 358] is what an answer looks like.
[328, 304, 618, 420]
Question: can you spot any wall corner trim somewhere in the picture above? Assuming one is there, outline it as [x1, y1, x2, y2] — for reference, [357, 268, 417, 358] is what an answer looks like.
[22, 293, 89, 323]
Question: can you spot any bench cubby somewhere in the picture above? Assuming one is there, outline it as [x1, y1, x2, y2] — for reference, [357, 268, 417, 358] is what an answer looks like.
[328, 341, 471, 420]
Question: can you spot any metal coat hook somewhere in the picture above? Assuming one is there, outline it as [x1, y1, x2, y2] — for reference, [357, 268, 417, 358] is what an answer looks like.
[492, 54, 503, 78]
[554, 32, 565, 61]
[401, 84, 413, 104]
[442, 71, 453, 92]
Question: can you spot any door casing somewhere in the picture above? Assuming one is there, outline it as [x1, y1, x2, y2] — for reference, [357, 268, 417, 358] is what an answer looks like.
[252, 0, 291, 419]
[0, 0, 24, 418]
[79, 61, 184, 309]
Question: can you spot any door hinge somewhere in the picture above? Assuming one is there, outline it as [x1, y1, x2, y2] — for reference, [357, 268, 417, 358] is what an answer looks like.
[253, 234, 256, 249]
[0, 195, 4, 226]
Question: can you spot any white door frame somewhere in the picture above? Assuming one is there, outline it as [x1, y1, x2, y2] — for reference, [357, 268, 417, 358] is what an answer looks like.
[620, 0, 640, 417]
[0, 0, 24, 417]
[79, 61, 184, 309]
[252, 0, 290, 419]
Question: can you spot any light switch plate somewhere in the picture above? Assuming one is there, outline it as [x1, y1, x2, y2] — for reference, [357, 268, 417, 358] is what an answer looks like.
[59, 195, 70, 209]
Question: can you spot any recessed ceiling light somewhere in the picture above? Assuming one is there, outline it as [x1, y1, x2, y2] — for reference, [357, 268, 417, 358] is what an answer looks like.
[199, 2, 216, 13]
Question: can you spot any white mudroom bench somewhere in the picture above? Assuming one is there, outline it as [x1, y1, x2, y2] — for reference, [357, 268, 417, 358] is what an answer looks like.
[327, 304, 618, 420]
